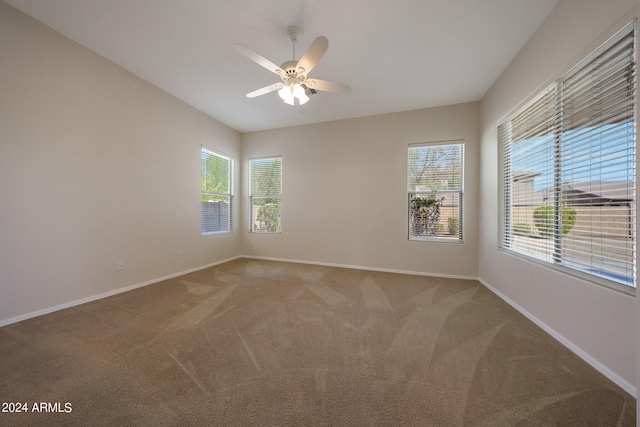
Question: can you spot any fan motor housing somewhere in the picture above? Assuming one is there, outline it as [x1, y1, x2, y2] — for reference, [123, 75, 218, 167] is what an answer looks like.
[279, 59, 306, 85]
[280, 60, 298, 74]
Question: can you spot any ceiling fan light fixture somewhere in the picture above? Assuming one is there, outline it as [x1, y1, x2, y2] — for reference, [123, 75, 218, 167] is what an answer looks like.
[278, 84, 309, 106]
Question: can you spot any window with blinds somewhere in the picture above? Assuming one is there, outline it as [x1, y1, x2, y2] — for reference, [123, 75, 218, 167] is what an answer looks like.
[201, 147, 233, 234]
[250, 156, 282, 233]
[408, 141, 464, 241]
[498, 21, 636, 292]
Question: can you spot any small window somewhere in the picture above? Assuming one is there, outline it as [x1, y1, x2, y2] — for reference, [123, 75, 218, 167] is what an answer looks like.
[498, 21, 636, 291]
[408, 141, 464, 241]
[250, 156, 282, 233]
[201, 147, 232, 234]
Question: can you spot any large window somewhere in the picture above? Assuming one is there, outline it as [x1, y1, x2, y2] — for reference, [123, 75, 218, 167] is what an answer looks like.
[250, 156, 282, 233]
[498, 22, 636, 292]
[201, 147, 232, 234]
[408, 141, 464, 241]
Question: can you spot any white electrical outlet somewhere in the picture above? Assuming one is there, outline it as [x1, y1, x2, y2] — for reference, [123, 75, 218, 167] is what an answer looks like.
[116, 261, 124, 271]
[300, 243, 306, 250]
[176, 250, 183, 259]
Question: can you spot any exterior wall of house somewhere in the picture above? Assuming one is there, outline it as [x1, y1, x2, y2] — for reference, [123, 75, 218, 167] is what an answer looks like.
[0, 2, 242, 324]
[480, 0, 637, 394]
[240, 103, 480, 278]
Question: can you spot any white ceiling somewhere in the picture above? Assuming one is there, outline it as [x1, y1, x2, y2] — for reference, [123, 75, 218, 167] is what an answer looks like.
[5, 0, 559, 133]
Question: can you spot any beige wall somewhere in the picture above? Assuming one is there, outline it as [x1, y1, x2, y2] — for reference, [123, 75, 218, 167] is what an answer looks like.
[0, 2, 241, 323]
[241, 103, 480, 278]
[479, 0, 637, 394]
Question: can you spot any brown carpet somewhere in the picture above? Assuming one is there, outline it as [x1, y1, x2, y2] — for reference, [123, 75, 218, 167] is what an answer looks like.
[0, 258, 635, 426]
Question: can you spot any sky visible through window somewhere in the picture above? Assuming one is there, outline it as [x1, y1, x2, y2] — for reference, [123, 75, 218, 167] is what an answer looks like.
[512, 123, 635, 192]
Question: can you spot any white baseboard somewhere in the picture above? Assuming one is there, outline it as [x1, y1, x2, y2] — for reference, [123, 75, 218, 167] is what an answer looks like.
[0, 256, 241, 328]
[240, 255, 478, 281]
[477, 278, 637, 398]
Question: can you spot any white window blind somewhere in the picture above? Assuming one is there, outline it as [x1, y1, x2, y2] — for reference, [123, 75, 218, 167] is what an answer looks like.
[408, 141, 464, 241]
[201, 147, 232, 234]
[499, 21, 636, 291]
[250, 156, 282, 233]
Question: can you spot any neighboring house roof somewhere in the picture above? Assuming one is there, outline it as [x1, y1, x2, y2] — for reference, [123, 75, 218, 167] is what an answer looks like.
[520, 180, 634, 207]
[512, 171, 542, 183]
[563, 181, 634, 203]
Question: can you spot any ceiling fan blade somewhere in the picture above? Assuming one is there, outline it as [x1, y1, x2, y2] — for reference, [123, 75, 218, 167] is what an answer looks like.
[234, 43, 284, 75]
[246, 82, 284, 98]
[306, 79, 351, 94]
[296, 36, 328, 76]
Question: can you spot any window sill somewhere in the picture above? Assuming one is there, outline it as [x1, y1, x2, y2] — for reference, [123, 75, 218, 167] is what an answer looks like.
[202, 231, 233, 237]
[498, 247, 636, 297]
[409, 236, 464, 244]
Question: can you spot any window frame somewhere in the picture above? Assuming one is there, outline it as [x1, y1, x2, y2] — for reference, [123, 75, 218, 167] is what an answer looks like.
[249, 156, 283, 234]
[200, 146, 233, 236]
[498, 21, 637, 294]
[407, 140, 464, 243]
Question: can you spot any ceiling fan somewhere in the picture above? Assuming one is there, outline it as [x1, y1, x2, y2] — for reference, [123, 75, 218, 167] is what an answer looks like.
[235, 26, 351, 106]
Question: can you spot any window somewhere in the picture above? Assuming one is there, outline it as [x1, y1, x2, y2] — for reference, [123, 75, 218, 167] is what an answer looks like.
[201, 147, 232, 234]
[408, 141, 464, 241]
[250, 156, 282, 233]
[498, 22, 636, 291]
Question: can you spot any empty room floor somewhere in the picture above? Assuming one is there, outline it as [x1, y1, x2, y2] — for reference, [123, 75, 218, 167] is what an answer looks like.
[0, 258, 635, 426]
